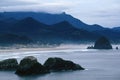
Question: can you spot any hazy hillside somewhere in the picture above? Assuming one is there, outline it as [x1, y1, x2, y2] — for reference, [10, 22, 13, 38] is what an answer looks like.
[0, 33, 32, 46]
[0, 12, 104, 31]
[0, 12, 120, 46]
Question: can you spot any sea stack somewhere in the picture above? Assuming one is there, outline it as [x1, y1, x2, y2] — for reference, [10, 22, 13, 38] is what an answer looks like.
[94, 36, 112, 49]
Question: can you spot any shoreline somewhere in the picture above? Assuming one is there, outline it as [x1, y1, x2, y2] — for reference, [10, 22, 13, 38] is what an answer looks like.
[0, 44, 119, 53]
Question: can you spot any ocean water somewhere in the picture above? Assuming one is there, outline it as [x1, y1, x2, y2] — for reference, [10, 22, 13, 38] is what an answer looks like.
[0, 45, 120, 80]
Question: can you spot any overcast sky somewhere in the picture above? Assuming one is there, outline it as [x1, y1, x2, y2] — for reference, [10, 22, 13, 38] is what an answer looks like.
[0, 0, 120, 27]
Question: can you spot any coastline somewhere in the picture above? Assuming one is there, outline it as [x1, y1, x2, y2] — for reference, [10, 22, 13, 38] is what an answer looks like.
[0, 44, 119, 54]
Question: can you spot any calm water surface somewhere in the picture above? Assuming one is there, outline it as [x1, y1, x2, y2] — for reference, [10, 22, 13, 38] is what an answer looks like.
[0, 46, 120, 80]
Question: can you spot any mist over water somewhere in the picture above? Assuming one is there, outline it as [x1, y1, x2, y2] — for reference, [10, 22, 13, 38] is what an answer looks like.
[0, 44, 120, 80]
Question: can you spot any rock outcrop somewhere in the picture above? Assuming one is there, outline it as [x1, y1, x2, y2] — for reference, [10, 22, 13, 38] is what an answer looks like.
[15, 56, 49, 76]
[0, 58, 18, 70]
[94, 36, 112, 49]
[44, 57, 84, 71]
[0, 56, 84, 76]
[87, 46, 94, 49]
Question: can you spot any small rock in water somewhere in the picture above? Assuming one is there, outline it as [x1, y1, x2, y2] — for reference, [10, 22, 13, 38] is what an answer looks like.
[116, 47, 118, 50]
[87, 46, 94, 49]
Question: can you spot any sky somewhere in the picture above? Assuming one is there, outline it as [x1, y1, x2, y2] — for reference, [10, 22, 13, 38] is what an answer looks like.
[0, 0, 120, 27]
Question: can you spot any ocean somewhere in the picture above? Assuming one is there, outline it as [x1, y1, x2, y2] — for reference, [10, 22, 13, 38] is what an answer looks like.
[0, 45, 120, 80]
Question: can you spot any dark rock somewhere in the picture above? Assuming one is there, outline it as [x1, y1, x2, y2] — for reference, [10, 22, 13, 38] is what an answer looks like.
[87, 46, 94, 49]
[15, 56, 49, 76]
[0, 58, 18, 70]
[15, 56, 85, 76]
[44, 57, 84, 71]
[94, 36, 112, 49]
[116, 47, 118, 50]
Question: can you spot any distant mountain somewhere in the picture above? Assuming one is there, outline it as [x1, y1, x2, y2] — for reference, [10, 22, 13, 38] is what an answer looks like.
[0, 18, 18, 33]
[0, 20, 8, 31]
[10, 17, 49, 34]
[2, 18, 18, 24]
[8, 17, 99, 44]
[0, 12, 104, 31]
[50, 21, 99, 42]
[92, 28, 120, 43]
[112, 27, 120, 32]
[0, 33, 32, 46]
[0, 12, 120, 45]
[8, 17, 55, 44]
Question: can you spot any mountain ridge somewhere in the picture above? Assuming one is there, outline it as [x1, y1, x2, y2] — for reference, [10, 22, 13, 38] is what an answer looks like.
[0, 12, 120, 45]
[0, 12, 105, 31]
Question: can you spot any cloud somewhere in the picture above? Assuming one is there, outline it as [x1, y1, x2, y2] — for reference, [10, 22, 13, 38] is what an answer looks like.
[0, 0, 32, 6]
[0, 0, 71, 13]
[0, 0, 120, 27]
[64, 0, 120, 27]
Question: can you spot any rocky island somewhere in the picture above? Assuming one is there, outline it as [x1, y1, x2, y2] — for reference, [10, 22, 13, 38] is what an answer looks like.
[0, 56, 84, 76]
[94, 36, 112, 49]
[87, 36, 112, 49]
